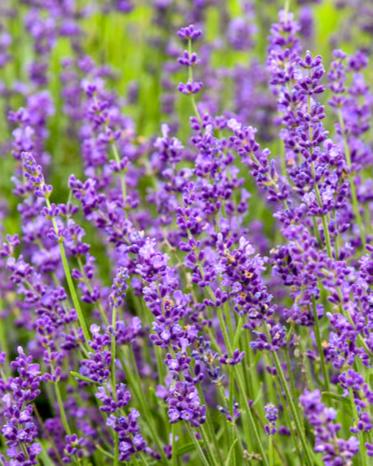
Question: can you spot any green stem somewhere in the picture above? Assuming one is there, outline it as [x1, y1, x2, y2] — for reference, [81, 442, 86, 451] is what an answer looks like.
[70, 371, 98, 384]
[111, 306, 119, 466]
[337, 111, 366, 248]
[272, 366, 305, 465]
[284, 349, 298, 403]
[111, 142, 127, 203]
[268, 435, 274, 466]
[54, 382, 71, 435]
[349, 390, 368, 466]
[187, 38, 202, 122]
[171, 423, 178, 466]
[271, 350, 314, 466]
[95, 444, 114, 460]
[45, 198, 91, 343]
[0, 300, 9, 374]
[77, 257, 109, 325]
[200, 424, 221, 466]
[199, 389, 224, 465]
[216, 307, 268, 464]
[185, 424, 210, 466]
[311, 298, 330, 392]
[306, 94, 333, 258]
[310, 163, 333, 259]
[234, 367, 269, 466]
[279, 137, 288, 180]
[118, 348, 168, 462]
[217, 307, 233, 354]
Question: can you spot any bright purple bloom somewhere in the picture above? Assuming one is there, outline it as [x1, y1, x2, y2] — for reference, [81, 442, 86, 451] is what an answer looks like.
[300, 390, 359, 465]
[177, 80, 203, 95]
[177, 24, 202, 41]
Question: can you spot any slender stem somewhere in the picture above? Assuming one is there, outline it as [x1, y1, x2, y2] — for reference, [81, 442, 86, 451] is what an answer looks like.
[94, 92, 127, 206]
[34, 404, 64, 465]
[111, 142, 127, 204]
[311, 298, 330, 392]
[111, 308, 118, 402]
[111, 306, 119, 466]
[234, 366, 269, 466]
[312, 217, 321, 245]
[217, 307, 233, 354]
[306, 94, 333, 259]
[216, 308, 269, 465]
[171, 423, 178, 466]
[139, 453, 151, 466]
[268, 435, 274, 466]
[185, 424, 210, 466]
[95, 444, 114, 460]
[0, 300, 9, 375]
[200, 424, 221, 466]
[271, 350, 314, 466]
[118, 348, 168, 462]
[349, 390, 368, 466]
[45, 198, 91, 343]
[279, 133, 288, 180]
[77, 257, 108, 325]
[187, 38, 202, 122]
[70, 371, 97, 384]
[271, 361, 305, 465]
[310, 163, 333, 258]
[200, 391, 225, 465]
[337, 111, 366, 248]
[320, 213, 333, 259]
[54, 382, 71, 435]
[284, 349, 298, 405]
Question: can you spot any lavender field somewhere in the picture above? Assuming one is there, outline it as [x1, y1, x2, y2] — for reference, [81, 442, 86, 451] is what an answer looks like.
[0, 1, 372, 465]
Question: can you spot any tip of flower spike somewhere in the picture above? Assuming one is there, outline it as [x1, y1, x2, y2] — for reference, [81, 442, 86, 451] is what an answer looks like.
[177, 80, 203, 95]
[177, 24, 202, 41]
[178, 50, 199, 67]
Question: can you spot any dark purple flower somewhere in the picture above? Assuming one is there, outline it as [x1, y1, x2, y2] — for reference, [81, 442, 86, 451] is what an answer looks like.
[177, 80, 203, 95]
[177, 24, 202, 41]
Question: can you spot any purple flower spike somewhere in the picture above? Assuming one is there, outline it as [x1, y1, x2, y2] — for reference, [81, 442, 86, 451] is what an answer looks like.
[177, 80, 203, 95]
[265, 403, 278, 435]
[177, 24, 202, 41]
[300, 390, 359, 465]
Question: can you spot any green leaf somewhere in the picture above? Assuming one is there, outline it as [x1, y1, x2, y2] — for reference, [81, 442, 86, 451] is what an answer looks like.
[224, 439, 238, 466]
[176, 441, 195, 457]
[70, 371, 98, 384]
[39, 443, 55, 466]
[321, 392, 351, 406]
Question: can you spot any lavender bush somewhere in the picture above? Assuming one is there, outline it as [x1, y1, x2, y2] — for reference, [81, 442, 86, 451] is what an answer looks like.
[0, 1, 372, 465]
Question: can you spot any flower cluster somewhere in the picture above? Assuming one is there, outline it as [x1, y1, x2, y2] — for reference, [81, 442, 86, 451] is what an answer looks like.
[300, 390, 360, 465]
[0, 348, 42, 466]
[0, 2, 372, 465]
[177, 24, 203, 96]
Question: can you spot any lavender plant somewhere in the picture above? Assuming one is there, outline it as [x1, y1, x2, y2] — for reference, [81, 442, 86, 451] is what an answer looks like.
[0, 1, 372, 465]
